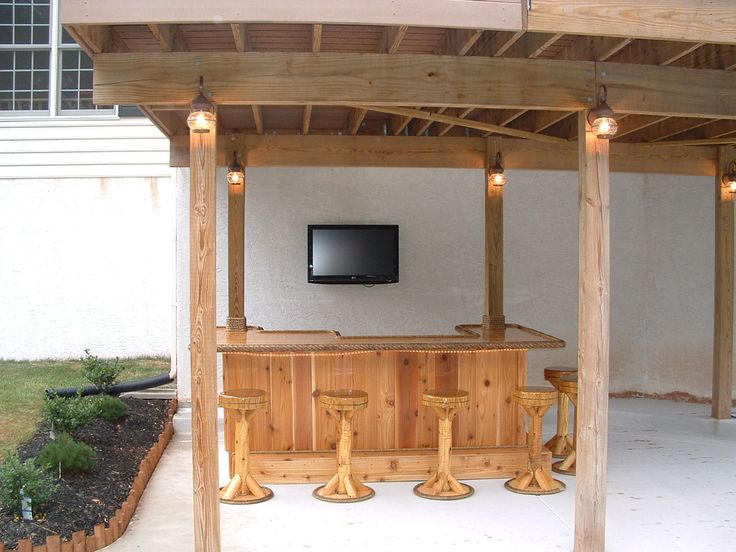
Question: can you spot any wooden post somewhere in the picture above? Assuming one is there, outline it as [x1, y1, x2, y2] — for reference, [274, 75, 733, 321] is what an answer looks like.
[227, 139, 247, 331]
[713, 146, 735, 419]
[575, 111, 610, 552]
[190, 125, 221, 551]
[483, 137, 505, 332]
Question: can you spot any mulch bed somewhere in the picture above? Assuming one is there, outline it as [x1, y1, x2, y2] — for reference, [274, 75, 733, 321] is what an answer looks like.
[0, 398, 172, 549]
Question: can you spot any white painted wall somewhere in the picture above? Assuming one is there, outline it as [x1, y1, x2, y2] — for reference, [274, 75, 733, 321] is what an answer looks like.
[0, 117, 175, 360]
[175, 166, 732, 402]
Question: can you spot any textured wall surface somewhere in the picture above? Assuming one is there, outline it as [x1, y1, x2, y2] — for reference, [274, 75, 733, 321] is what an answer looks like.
[175, 166, 731, 401]
[0, 177, 175, 359]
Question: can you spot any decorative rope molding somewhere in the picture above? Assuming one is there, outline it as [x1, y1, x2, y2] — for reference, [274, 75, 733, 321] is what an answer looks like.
[1, 400, 178, 552]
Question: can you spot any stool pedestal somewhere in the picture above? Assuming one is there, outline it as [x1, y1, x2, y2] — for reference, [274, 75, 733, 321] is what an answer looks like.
[313, 390, 375, 503]
[543, 367, 577, 459]
[414, 390, 474, 500]
[219, 389, 273, 505]
[552, 375, 578, 476]
[505, 386, 566, 495]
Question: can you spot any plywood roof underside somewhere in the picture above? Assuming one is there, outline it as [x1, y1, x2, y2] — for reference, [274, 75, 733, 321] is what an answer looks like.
[69, 22, 736, 144]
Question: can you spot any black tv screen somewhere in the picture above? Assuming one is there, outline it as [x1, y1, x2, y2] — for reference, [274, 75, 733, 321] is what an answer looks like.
[308, 224, 399, 284]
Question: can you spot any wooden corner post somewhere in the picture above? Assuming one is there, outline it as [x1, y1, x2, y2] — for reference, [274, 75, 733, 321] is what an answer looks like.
[227, 137, 247, 331]
[190, 125, 221, 550]
[713, 145, 735, 419]
[575, 111, 610, 552]
[483, 137, 505, 333]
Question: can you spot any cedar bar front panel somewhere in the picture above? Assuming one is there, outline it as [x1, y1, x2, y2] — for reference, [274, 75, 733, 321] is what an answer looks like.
[219, 325, 564, 483]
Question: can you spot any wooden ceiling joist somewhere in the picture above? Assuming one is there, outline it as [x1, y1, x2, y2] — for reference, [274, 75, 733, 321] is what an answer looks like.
[357, 105, 568, 144]
[435, 107, 475, 137]
[381, 25, 409, 54]
[148, 24, 186, 52]
[231, 24, 248, 52]
[345, 108, 368, 135]
[554, 35, 632, 61]
[301, 105, 312, 135]
[251, 105, 264, 134]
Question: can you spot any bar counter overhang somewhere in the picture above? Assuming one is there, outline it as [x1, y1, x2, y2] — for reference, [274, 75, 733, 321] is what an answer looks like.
[219, 323, 565, 483]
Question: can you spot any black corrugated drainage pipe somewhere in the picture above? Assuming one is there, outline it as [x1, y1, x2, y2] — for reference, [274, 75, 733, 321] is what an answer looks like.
[45, 373, 174, 399]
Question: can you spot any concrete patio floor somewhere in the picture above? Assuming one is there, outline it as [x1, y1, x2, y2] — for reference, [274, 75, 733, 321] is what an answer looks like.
[106, 398, 735, 551]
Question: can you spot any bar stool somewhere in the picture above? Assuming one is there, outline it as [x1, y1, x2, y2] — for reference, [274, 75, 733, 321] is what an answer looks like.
[218, 388, 273, 504]
[313, 389, 375, 503]
[505, 386, 566, 495]
[414, 389, 474, 500]
[543, 366, 577, 458]
[552, 374, 578, 476]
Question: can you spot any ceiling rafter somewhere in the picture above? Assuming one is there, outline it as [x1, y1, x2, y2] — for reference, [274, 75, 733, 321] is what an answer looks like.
[380, 25, 409, 53]
[251, 105, 264, 134]
[435, 107, 475, 136]
[148, 23, 187, 52]
[231, 24, 248, 52]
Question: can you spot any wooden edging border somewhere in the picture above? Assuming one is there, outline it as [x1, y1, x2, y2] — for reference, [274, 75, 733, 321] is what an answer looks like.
[1, 399, 179, 552]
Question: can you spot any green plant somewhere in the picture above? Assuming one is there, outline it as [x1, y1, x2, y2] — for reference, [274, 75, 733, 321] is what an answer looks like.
[43, 395, 97, 434]
[0, 452, 58, 515]
[39, 434, 96, 475]
[93, 395, 128, 423]
[81, 349, 126, 393]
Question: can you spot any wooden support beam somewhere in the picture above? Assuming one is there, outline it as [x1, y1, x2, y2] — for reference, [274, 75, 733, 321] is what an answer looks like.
[613, 114, 669, 140]
[231, 24, 248, 52]
[528, 0, 736, 44]
[92, 52, 596, 112]
[624, 117, 712, 143]
[251, 105, 264, 134]
[713, 145, 735, 419]
[62, 0, 524, 30]
[345, 107, 368, 135]
[436, 107, 474, 136]
[148, 24, 186, 52]
[189, 123, 221, 551]
[665, 119, 736, 142]
[575, 110, 610, 552]
[302, 105, 312, 135]
[380, 25, 409, 53]
[435, 29, 484, 56]
[168, 134, 718, 176]
[486, 30, 526, 56]
[554, 35, 632, 61]
[311, 24, 322, 53]
[358, 105, 568, 143]
[66, 24, 110, 55]
[141, 106, 188, 136]
[606, 39, 705, 66]
[227, 138, 247, 331]
[483, 138, 505, 332]
[410, 107, 447, 136]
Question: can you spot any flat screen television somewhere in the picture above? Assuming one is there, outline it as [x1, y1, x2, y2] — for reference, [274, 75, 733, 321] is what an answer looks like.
[308, 224, 399, 284]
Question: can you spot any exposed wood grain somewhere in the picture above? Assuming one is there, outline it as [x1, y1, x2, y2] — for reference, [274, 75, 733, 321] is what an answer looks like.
[66, 25, 110, 55]
[376, 352, 397, 449]
[226, 141, 245, 329]
[270, 355, 294, 450]
[301, 105, 312, 135]
[713, 146, 735, 419]
[395, 352, 420, 448]
[63, 1, 523, 30]
[484, 138, 505, 331]
[92, 52, 595, 112]
[292, 356, 313, 449]
[251, 105, 263, 134]
[230, 23, 248, 52]
[189, 126, 220, 552]
[345, 107, 368, 135]
[248, 446, 546, 483]
[311, 24, 322, 53]
[575, 111, 610, 552]
[528, 0, 736, 44]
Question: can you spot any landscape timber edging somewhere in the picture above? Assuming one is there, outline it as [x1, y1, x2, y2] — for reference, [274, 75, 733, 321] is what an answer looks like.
[0, 399, 178, 552]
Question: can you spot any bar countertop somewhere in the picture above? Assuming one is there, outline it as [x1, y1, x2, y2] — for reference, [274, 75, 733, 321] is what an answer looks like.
[216, 323, 565, 353]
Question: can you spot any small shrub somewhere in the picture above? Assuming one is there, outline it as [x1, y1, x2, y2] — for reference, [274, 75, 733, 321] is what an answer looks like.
[82, 349, 125, 393]
[94, 395, 128, 423]
[43, 395, 97, 434]
[39, 434, 96, 476]
[0, 453, 58, 515]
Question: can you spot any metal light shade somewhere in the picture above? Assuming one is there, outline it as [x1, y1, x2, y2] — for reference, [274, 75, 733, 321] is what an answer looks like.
[187, 77, 216, 133]
[588, 85, 618, 139]
[489, 152, 506, 186]
[227, 152, 245, 185]
[722, 161, 736, 194]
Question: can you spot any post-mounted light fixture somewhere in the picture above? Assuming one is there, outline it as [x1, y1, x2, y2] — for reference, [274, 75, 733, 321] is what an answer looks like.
[722, 161, 736, 194]
[488, 152, 507, 186]
[588, 85, 618, 139]
[227, 151, 245, 185]
[187, 76, 216, 133]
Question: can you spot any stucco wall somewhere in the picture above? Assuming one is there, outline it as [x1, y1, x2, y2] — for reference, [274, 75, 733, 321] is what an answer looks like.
[0, 176, 175, 359]
[175, 166, 731, 401]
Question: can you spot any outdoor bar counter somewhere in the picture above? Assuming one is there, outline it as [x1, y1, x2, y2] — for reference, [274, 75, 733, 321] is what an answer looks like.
[219, 323, 565, 483]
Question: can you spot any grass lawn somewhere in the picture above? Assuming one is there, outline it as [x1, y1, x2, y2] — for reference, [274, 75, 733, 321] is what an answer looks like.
[0, 357, 172, 459]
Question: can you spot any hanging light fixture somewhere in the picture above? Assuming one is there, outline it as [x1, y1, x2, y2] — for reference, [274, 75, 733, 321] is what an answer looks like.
[722, 161, 736, 194]
[588, 84, 618, 139]
[488, 152, 507, 186]
[186, 76, 216, 133]
[227, 151, 245, 185]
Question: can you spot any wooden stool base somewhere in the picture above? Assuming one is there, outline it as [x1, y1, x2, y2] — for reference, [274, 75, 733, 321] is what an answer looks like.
[504, 468, 566, 495]
[413, 478, 474, 500]
[544, 433, 574, 459]
[552, 450, 576, 476]
[219, 474, 274, 505]
[312, 480, 375, 503]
